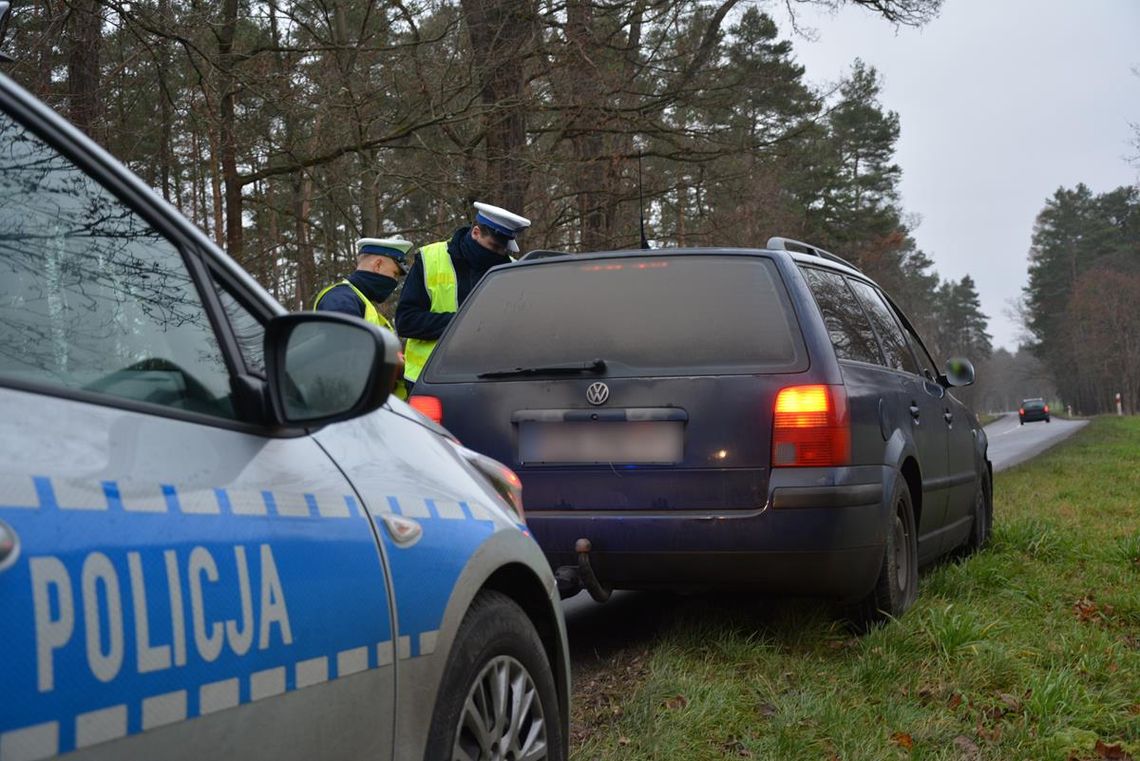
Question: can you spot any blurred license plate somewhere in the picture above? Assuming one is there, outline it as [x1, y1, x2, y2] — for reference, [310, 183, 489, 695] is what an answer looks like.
[518, 421, 683, 464]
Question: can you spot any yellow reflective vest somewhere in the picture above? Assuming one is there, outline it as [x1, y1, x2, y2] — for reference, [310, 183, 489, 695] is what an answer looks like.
[402, 241, 458, 383]
[313, 279, 395, 332]
[313, 279, 407, 400]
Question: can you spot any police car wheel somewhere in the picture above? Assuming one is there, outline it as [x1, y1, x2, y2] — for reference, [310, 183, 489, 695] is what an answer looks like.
[426, 590, 564, 761]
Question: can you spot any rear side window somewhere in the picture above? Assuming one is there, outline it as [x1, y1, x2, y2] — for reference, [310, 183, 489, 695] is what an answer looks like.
[799, 267, 882, 365]
[848, 280, 920, 375]
[427, 255, 807, 378]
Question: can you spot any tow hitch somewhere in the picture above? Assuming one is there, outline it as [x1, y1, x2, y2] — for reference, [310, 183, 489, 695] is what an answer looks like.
[554, 538, 612, 602]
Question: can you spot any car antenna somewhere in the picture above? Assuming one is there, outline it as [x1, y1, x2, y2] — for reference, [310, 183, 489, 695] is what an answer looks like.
[638, 150, 650, 250]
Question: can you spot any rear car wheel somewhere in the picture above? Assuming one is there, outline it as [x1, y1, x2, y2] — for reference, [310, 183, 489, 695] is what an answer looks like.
[849, 479, 918, 632]
[962, 473, 993, 555]
[425, 591, 564, 761]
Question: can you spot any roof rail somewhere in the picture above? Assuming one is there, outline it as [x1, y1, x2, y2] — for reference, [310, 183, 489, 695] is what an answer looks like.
[765, 236, 862, 273]
[518, 249, 572, 261]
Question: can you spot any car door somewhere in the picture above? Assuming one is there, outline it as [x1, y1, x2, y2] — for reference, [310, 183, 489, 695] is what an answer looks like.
[0, 88, 395, 760]
[847, 280, 951, 563]
[896, 312, 978, 550]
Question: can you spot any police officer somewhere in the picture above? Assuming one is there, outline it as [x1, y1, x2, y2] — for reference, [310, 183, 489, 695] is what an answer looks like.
[314, 237, 412, 399]
[396, 202, 530, 392]
[313, 237, 412, 332]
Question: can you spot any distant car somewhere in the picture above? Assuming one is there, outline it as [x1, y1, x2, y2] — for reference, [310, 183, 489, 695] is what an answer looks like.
[0, 68, 568, 761]
[1019, 398, 1051, 424]
[408, 239, 993, 629]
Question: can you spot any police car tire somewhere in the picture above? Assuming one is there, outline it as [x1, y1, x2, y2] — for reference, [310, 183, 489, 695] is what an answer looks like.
[424, 590, 565, 761]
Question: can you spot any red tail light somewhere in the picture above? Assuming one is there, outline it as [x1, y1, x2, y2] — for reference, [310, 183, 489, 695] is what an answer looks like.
[1019, 408, 1025, 415]
[1044, 405, 1049, 413]
[409, 395, 443, 424]
[772, 385, 850, 467]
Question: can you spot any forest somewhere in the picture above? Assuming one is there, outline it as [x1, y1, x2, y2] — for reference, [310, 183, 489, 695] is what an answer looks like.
[6, 0, 1060, 408]
[1022, 183, 1140, 415]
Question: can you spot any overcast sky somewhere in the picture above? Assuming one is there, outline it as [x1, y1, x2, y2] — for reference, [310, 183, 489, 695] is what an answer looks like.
[770, 0, 1140, 351]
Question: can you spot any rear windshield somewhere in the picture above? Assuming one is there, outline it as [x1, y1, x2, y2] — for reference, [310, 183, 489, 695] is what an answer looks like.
[1023, 400, 1045, 410]
[426, 255, 807, 380]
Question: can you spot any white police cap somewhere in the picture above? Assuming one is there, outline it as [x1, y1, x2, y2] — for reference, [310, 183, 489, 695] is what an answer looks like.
[356, 237, 413, 273]
[473, 202, 531, 254]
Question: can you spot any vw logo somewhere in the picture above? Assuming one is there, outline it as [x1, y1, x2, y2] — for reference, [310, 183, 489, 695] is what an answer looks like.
[585, 382, 610, 406]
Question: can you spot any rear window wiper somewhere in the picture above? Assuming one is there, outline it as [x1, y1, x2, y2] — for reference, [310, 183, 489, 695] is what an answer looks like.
[477, 358, 606, 379]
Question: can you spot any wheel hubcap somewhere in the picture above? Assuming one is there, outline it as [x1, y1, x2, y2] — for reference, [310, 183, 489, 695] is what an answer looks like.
[452, 655, 548, 761]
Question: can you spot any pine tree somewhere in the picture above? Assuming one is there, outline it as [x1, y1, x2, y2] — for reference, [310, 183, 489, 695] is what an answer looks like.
[1024, 184, 1140, 411]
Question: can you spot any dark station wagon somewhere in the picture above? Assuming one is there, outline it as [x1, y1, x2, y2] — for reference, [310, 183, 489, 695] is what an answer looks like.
[409, 239, 993, 627]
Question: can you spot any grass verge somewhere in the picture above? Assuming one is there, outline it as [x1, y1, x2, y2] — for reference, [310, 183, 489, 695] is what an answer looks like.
[570, 417, 1140, 760]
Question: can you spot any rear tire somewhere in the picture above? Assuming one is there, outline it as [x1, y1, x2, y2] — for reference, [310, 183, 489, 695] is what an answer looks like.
[962, 473, 993, 555]
[424, 591, 565, 761]
[848, 479, 918, 633]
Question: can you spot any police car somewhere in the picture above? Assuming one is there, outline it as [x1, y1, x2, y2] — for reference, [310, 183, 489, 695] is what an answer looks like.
[0, 56, 569, 761]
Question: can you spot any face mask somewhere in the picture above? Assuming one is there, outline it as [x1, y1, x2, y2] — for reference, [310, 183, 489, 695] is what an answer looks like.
[462, 230, 512, 270]
[356, 271, 399, 303]
[468, 245, 511, 270]
[371, 274, 399, 303]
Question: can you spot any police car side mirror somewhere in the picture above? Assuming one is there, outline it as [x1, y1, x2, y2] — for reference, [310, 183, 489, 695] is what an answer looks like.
[264, 313, 401, 426]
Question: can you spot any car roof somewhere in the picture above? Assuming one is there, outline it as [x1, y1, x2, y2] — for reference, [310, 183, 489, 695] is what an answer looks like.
[514, 246, 868, 280]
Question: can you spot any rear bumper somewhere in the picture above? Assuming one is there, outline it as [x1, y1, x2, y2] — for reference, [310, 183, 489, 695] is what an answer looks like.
[1020, 412, 1049, 422]
[526, 465, 892, 600]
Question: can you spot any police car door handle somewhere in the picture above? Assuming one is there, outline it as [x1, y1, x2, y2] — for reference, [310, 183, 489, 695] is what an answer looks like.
[0, 519, 19, 572]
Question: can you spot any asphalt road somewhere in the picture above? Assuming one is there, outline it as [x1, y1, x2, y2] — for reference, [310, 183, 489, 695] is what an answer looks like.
[985, 413, 1088, 472]
[562, 413, 1090, 656]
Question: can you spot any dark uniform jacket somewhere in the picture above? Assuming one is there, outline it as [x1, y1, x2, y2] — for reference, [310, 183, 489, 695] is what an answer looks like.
[314, 270, 397, 318]
[395, 226, 510, 340]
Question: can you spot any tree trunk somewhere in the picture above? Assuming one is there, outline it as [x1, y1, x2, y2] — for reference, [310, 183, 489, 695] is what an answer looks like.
[218, 0, 243, 260]
[601, 0, 646, 247]
[207, 120, 225, 248]
[293, 174, 315, 310]
[66, 0, 102, 136]
[360, 148, 380, 236]
[565, 0, 605, 249]
[157, 0, 173, 202]
[460, 0, 537, 213]
[267, 180, 281, 299]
